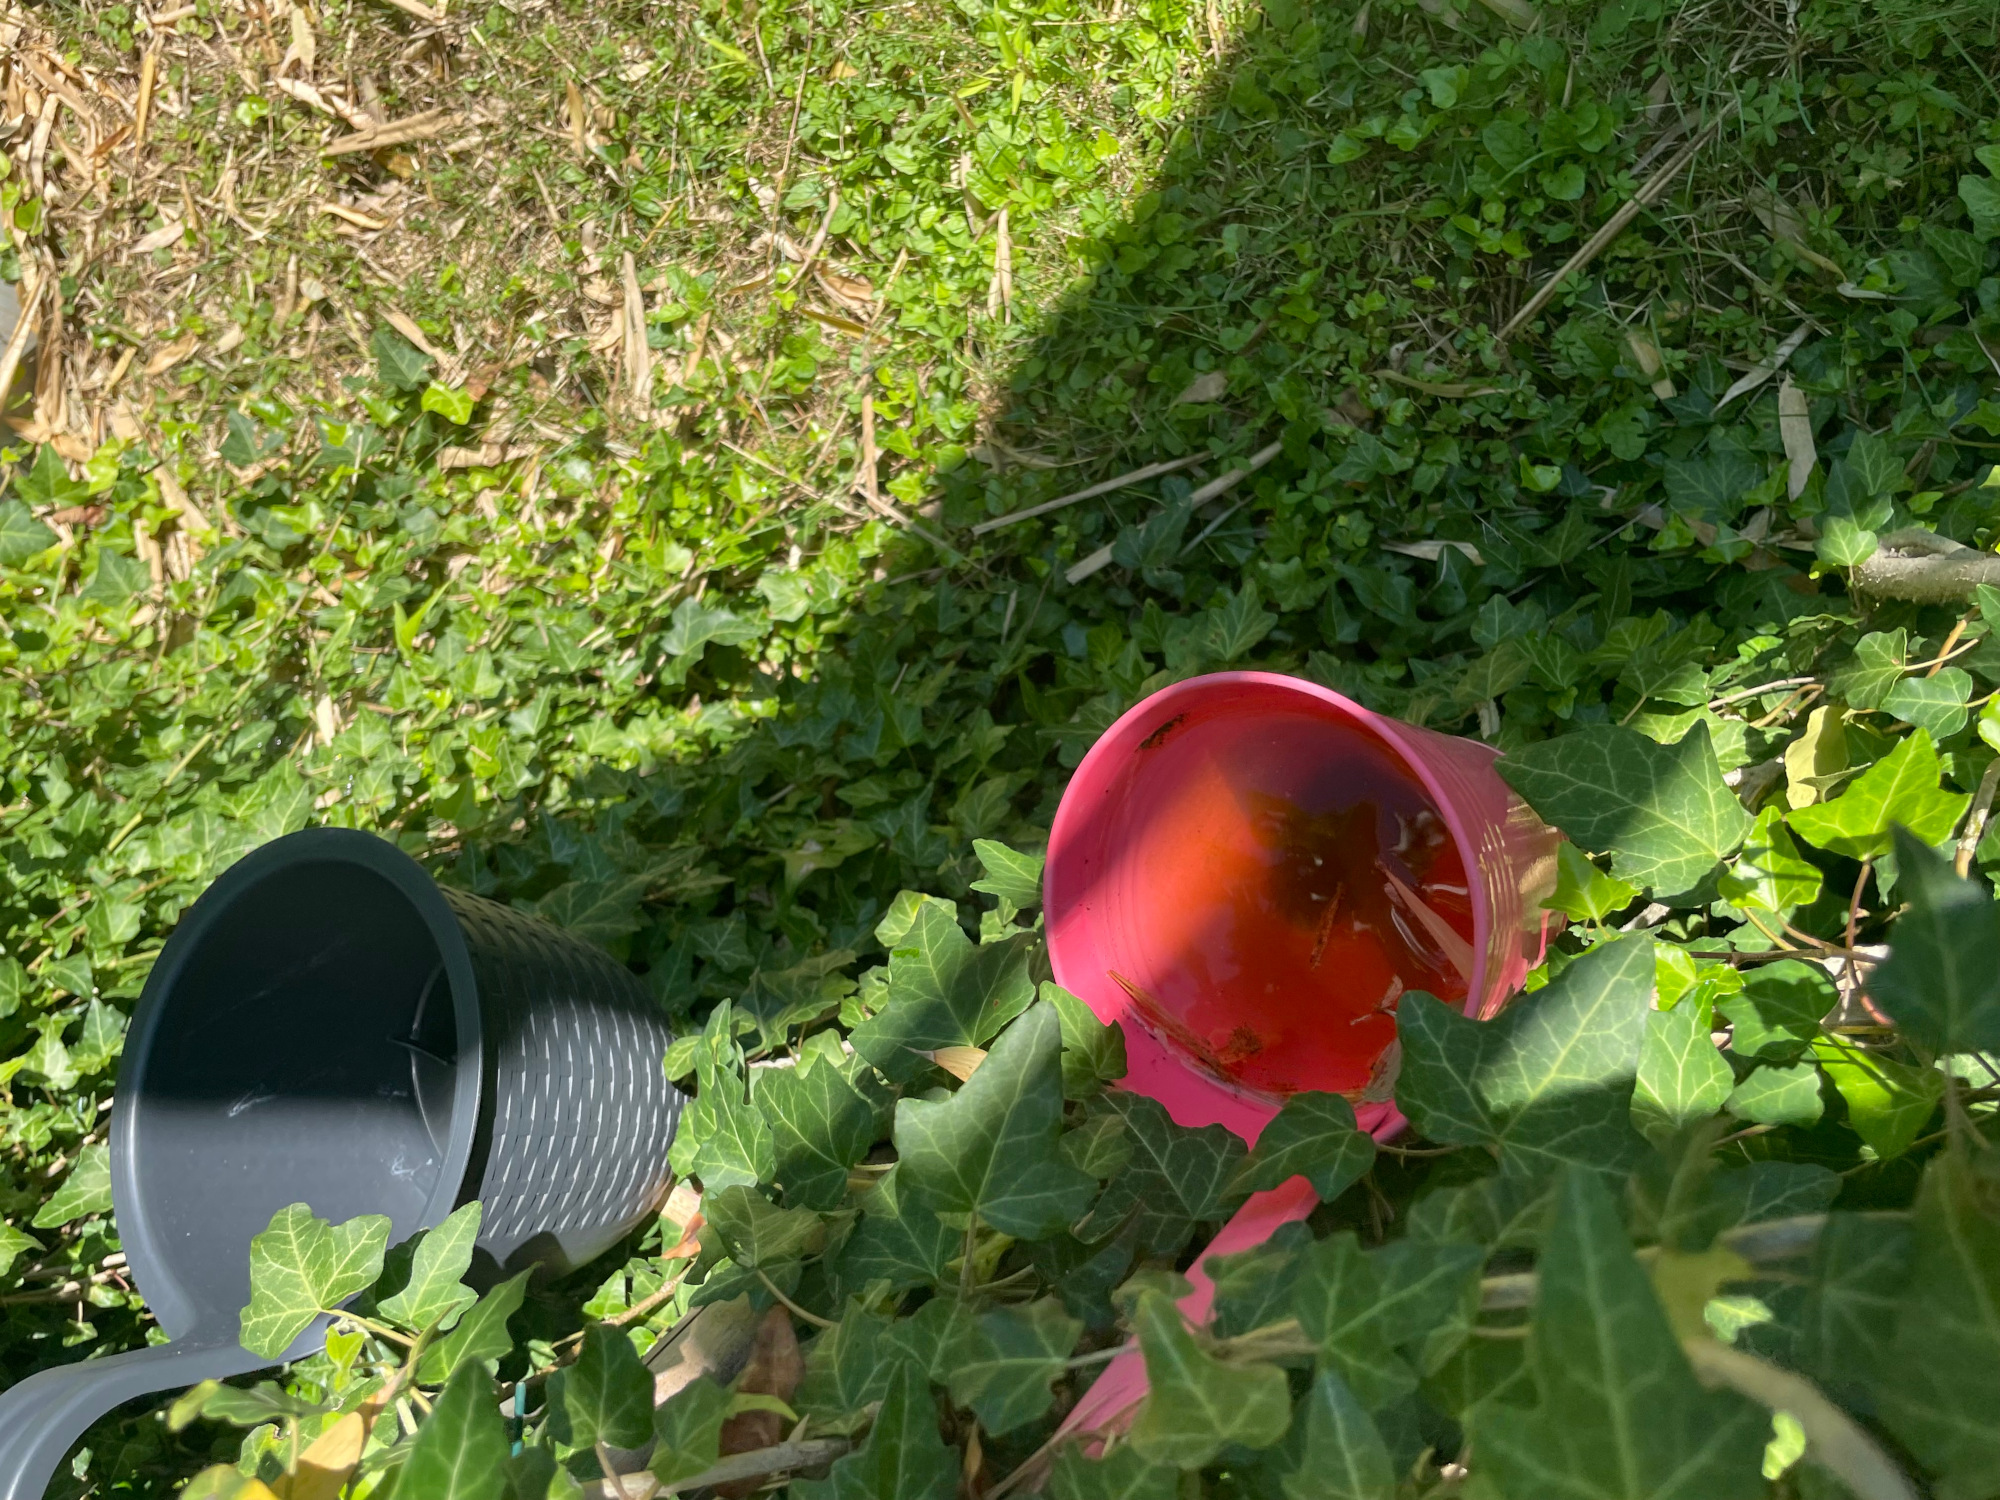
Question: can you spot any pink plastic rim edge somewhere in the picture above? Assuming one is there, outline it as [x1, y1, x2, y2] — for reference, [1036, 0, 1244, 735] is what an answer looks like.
[1043, 670, 1507, 1146]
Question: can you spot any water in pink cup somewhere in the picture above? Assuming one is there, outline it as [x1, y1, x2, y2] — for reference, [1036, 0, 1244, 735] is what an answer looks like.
[1041, 671, 1560, 1446]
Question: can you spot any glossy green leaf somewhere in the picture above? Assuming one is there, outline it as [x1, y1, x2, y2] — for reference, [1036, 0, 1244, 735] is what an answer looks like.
[419, 1269, 532, 1384]
[548, 1324, 654, 1451]
[1882, 666, 1973, 738]
[238, 1204, 392, 1359]
[943, 1297, 1082, 1434]
[398, 1362, 509, 1499]
[1632, 1001, 1734, 1143]
[0, 500, 58, 566]
[1870, 827, 2000, 1053]
[1546, 842, 1642, 922]
[1228, 1090, 1376, 1200]
[894, 999, 1095, 1238]
[31, 1142, 111, 1228]
[1468, 1169, 1767, 1500]
[1079, 1091, 1246, 1254]
[377, 1201, 481, 1334]
[1278, 1368, 1395, 1500]
[1716, 806, 1823, 914]
[1717, 960, 1832, 1062]
[970, 839, 1044, 907]
[1128, 1290, 1292, 1467]
[1048, 1444, 1179, 1500]
[420, 381, 476, 424]
[1787, 729, 1967, 860]
[705, 1184, 826, 1267]
[756, 1050, 878, 1210]
[832, 1164, 955, 1294]
[795, 1359, 957, 1500]
[1498, 723, 1750, 899]
[650, 1375, 733, 1483]
[1044, 982, 1127, 1101]
[1811, 1035, 1943, 1160]
[852, 901, 1037, 1084]
[1724, 1063, 1824, 1127]
[1395, 935, 1654, 1175]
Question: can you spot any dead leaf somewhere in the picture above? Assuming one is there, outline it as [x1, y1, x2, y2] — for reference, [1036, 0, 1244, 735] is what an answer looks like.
[923, 1045, 986, 1082]
[320, 201, 393, 230]
[715, 1308, 803, 1497]
[1382, 539, 1484, 566]
[278, 1392, 388, 1500]
[1624, 330, 1676, 399]
[1784, 704, 1847, 810]
[724, 270, 773, 298]
[1175, 370, 1228, 405]
[132, 215, 185, 254]
[565, 78, 586, 155]
[1778, 375, 1815, 501]
[437, 442, 536, 470]
[814, 266, 875, 307]
[1375, 369, 1502, 399]
[801, 305, 869, 337]
[270, 75, 340, 118]
[1716, 323, 1810, 409]
[141, 333, 199, 376]
[380, 307, 446, 362]
[280, 1, 315, 77]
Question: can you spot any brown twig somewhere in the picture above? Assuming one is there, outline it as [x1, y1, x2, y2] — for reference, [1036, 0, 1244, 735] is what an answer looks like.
[1957, 757, 2000, 877]
[969, 454, 1207, 536]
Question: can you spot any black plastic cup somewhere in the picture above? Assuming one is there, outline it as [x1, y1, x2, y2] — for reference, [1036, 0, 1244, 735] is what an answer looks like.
[0, 828, 684, 1499]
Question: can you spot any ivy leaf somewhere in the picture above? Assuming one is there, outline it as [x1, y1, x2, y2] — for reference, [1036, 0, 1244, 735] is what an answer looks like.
[1725, 1063, 1824, 1127]
[420, 380, 476, 425]
[1205, 580, 1277, 662]
[852, 902, 1036, 1084]
[943, 1298, 1083, 1435]
[1716, 807, 1822, 914]
[1787, 729, 1966, 860]
[548, 1325, 654, 1451]
[1049, 1444, 1179, 1500]
[238, 1205, 392, 1359]
[1810, 1036, 1943, 1161]
[80, 549, 151, 607]
[705, 1185, 826, 1268]
[1882, 666, 1973, 739]
[1467, 1169, 1767, 1500]
[1291, 1233, 1482, 1405]
[1079, 1092, 1246, 1254]
[14, 445, 89, 507]
[0, 500, 58, 566]
[1546, 843, 1641, 922]
[1498, 723, 1750, 899]
[659, 596, 764, 681]
[528, 875, 651, 945]
[650, 1375, 733, 1484]
[397, 1362, 509, 1499]
[1869, 827, 2000, 1053]
[894, 1000, 1095, 1238]
[970, 839, 1044, 907]
[371, 324, 433, 390]
[1395, 935, 1654, 1176]
[756, 1052, 877, 1210]
[418, 1269, 532, 1384]
[831, 1165, 954, 1295]
[795, 1359, 957, 1500]
[0, 1222, 40, 1280]
[1044, 982, 1127, 1101]
[1632, 1002, 1734, 1144]
[1959, 172, 2000, 239]
[1276, 1369, 1395, 1500]
[1128, 1290, 1292, 1467]
[377, 1202, 481, 1334]
[1881, 1152, 2000, 1488]
[1228, 1091, 1376, 1200]
[31, 1142, 112, 1227]
[1799, 1214, 1912, 1399]
[1717, 960, 1832, 1062]
[669, 1002, 776, 1192]
[1831, 630, 1907, 709]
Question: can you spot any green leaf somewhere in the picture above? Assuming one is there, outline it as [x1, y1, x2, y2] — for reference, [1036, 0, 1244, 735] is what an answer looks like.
[1960, 172, 2000, 239]
[1716, 807, 1822, 914]
[419, 1269, 532, 1384]
[658, 596, 764, 680]
[31, 1142, 111, 1227]
[79, 549, 150, 607]
[1395, 935, 1654, 1175]
[1498, 723, 1751, 899]
[650, 1375, 733, 1484]
[0, 500, 58, 566]
[893, 1000, 1096, 1238]
[1816, 514, 1879, 568]
[1725, 1063, 1824, 1126]
[756, 1052, 878, 1211]
[832, 1165, 954, 1294]
[1881, 1152, 2000, 1488]
[798, 1302, 908, 1423]
[1717, 960, 1832, 1062]
[378, 1202, 481, 1333]
[528, 875, 651, 945]
[1467, 1169, 1767, 1500]
[852, 903, 1037, 1084]
[970, 839, 1044, 907]
[1290, 1234, 1482, 1406]
[1632, 1002, 1734, 1143]
[1044, 982, 1127, 1101]
[14, 445, 89, 507]
[705, 1184, 826, 1267]
[1831, 630, 1907, 709]
[548, 1325, 654, 1451]
[237, 1204, 392, 1358]
[421, 380, 477, 424]
[1229, 1091, 1376, 1200]
[0, 1222, 40, 1280]
[669, 1002, 776, 1192]
[372, 324, 434, 390]
[1787, 729, 1967, 860]
[1278, 1368, 1395, 1500]
[1869, 827, 2000, 1053]
[943, 1298, 1083, 1434]
[1128, 1290, 1292, 1467]
[398, 1362, 509, 1499]
[1546, 842, 1642, 922]
[1205, 580, 1277, 662]
[1799, 1214, 1911, 1396]
[1048, 1444, 1179, 1500]
[1810, 1035, 1942, 1161]
[1080, 1091, 1246, 1254]
[1882, 666, 1973, 739]
[795, 1360, 957, 1500]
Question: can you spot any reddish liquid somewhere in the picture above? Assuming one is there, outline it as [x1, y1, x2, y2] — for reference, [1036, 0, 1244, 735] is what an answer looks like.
[1097, 707, 1474, 1097]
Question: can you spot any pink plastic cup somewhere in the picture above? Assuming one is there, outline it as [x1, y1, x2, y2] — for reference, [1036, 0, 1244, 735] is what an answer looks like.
[1041, 671, 1560, 1444]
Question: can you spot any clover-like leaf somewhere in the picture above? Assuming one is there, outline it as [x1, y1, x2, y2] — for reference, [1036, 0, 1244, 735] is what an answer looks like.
[1467, 1168, 1768, 1500]
[894, 1000, 1095, 1238]
[1128, 1290, 1292, 1467]
[1870, 826, 2000, 1053]
[1498, 723, 1750, 899]
[1395, 935, 1654, 1176]
[1229, 1091, 1376, 1201]
[1787, 729, 1966, 860]
[239, 1205, 393, 1359]
[378, 1201, 481, 1334]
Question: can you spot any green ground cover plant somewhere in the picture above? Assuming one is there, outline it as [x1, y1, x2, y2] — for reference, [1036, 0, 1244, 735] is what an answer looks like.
[3, 0, 2000, 1492]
